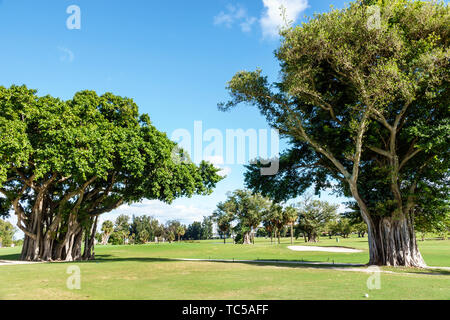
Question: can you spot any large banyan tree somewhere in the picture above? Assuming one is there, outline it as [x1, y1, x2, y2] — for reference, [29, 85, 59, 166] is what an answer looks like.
[0, 85, 222, 261]
[220, 0, 449, 267]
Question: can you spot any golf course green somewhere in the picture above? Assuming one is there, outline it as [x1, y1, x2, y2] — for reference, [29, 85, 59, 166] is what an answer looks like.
[1, 236, 449, 300]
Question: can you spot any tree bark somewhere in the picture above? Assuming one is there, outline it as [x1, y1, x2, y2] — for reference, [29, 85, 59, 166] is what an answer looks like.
[307, 233, 318, 243]
[243, 232, 252, 245]
[82, 216, 98, 261]
[290, 224, 294, 245]
[367, 216, 426, 267]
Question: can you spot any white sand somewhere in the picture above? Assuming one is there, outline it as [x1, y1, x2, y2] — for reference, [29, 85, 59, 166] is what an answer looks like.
[0, 260, 42, 266]
[287, 245, 363, 253]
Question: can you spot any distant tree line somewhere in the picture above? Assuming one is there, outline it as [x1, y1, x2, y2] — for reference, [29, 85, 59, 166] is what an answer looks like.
[97, 215, 214, 245]
[213, 189, 372, 245]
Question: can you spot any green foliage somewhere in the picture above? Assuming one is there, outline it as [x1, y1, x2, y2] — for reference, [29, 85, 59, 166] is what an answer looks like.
[101, 220, 114, 234]
[0, 85, 222, 260]
[213, 203, 234, 239]
[225, 189, 271, 230]
[221, 0, 449, 234]
[0, 219, 16, 247]
[201, 216, 214, 240]
[115, 215, 130, 233]
[256, 227, 268, 237]
[165, 220, 181, 235]
[296, 197, 339, 242]
[108, 230, 127, 245]
[185, 221, 203, 240]
[167, 231, 175, 243]
[164, 220, 187, 241]
[176, 225, 186, 241]
[233, 229, 244, 244]
[216, 189, 271, 243]
[130, 215, 160, 244]
[95, 232, 102, 244]
[335, 218, 354, 238]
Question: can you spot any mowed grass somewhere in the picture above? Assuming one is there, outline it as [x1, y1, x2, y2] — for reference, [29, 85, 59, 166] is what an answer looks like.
[0, 236, 449, 300]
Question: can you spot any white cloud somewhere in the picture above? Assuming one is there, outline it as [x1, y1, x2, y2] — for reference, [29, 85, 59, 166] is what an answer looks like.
[214, 4, 257, 33]
[260, 0, 309, 38]
[100, 200, 212, 227]
[240, 17, 258, 33]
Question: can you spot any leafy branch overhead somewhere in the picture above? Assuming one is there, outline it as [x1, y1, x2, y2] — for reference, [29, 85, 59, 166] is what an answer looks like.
[220, 0, 449, 267]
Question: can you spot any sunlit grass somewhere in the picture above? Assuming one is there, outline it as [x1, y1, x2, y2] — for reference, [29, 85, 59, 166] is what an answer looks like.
[0, 236, 449, 300]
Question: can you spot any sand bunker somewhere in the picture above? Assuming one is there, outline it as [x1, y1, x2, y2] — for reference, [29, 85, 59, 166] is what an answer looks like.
[287, 246, 363, 253]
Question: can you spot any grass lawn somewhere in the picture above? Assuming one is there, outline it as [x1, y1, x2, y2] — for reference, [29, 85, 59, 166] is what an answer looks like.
[0, 236, 449, 300]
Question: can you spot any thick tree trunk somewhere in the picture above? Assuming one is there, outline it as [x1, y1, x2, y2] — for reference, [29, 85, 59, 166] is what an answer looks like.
[21, 235, 36, 261]
[306, 232, 318, 243]
[243, 232, 252, 245]
[348, 181, 426, 267]
[82, 216, 98, 261]
[102, 233, 111, 245]
[367, 216, 426, 267]
[290, 224, 294, 245]
[20, 219, 87, 262]
[274, 229, 280, 244]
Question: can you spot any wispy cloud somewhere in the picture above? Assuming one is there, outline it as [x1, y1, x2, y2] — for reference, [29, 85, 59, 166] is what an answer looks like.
[58, 46, 74, 63]
[240, 17, 258, 33]
[260, 0, 309, 38]
[100, 200, 213, 226]
[215, 1, 308, 38]
[214, 4, 257, 33]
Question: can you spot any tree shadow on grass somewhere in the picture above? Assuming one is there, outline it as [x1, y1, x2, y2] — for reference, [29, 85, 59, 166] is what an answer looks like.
[91, 255, 450, 276]
[0, 253, 20, 261]
[2, 252, 448, 276]
[92, 254, 364, 269]
[94, 255, 176, 264]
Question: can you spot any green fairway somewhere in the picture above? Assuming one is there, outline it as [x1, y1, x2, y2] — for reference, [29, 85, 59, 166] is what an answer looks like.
[1, 237, 449, 300]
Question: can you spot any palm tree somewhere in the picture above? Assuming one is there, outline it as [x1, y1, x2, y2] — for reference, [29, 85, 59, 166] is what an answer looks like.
[284, 206, 298, 245]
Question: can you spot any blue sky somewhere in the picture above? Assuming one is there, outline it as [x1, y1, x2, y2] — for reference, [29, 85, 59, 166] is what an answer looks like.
[0, 0, 351, 234]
